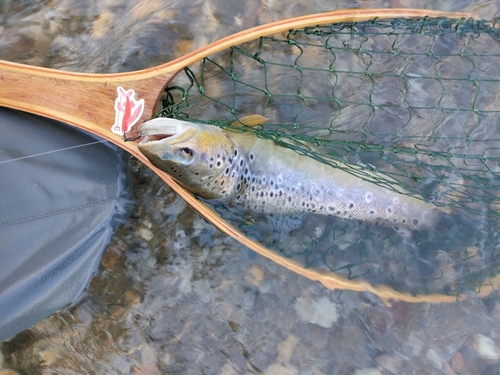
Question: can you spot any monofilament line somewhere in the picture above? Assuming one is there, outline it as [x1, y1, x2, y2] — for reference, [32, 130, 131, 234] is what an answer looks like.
[0, 140, 109, 164]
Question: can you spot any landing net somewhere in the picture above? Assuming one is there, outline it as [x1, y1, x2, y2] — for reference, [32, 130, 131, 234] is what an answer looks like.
[158, 17, 500, 298]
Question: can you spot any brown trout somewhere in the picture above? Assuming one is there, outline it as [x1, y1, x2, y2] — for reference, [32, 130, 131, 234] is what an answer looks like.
[138, 118, 442, 229]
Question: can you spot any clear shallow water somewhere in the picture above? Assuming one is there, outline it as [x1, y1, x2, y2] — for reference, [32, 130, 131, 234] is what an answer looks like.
[2, 1, 500, 374]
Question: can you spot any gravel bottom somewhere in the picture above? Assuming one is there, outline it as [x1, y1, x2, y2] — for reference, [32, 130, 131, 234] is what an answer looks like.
[2, 163, 500, 374]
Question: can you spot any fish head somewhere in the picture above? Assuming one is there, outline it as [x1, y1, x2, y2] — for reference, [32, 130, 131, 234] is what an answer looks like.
[138, 118, 238, 199]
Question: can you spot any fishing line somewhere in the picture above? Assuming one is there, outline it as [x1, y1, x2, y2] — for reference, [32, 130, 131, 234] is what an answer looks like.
[0, 139, 110, 165]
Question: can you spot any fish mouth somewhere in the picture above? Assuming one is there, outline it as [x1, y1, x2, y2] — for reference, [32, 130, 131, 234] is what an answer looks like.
[138, 118, 192, 145]
[139, 133, 173, 143]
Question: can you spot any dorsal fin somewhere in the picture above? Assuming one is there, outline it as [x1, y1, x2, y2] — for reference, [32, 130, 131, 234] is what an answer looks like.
[230, 114, 269, 128]
[226, 115, 269, 152]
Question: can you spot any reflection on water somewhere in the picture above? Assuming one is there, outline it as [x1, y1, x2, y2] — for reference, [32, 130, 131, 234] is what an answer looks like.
[2, 0, 500, 374]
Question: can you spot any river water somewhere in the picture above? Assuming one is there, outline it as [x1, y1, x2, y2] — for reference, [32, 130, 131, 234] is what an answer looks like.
[1, 1, 500, 374]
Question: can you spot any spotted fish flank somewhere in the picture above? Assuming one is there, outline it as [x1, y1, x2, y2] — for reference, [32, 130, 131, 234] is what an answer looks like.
[138, 118, 442, 229]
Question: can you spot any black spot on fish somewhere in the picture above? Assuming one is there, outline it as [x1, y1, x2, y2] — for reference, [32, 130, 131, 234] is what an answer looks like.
[402, 219, 407, 224]
[260, 192, 264, 197]
[220, 180, 225, 186]
[249, 153, 254, 160]
[209, 164, 213, 168]
[236, 195, 241, 200]
[320, 206, 324, 210]
[270, 180, 273, 186]
[210, 157, 214, 161]
[370, 210, 375, 214]
[178, 175, 182, 178]
[170, 166, 175, 170]
[288, 196, 292, 202]
[349, 203, 354, 209]
[217, 154, 220, 158]
[270, 192, 273, 197]
[387, 207, 392, 213]
[328, 206, 335, 211]
[311, 204, 315, 208]
[225, 168, 229, 175]
[239, 159, 244, 167]
[279, 190, 283, 196]
[252, 177, 256, 183]
[234, 149, 238, 156]
[336, 210, 341, 215]
[237, 184, 240, 190]
[245, 167, 248, 175]
[412, 218, 419, 226]
[251, 186, 255, 192]
[302, 202, 306, 207]
[195, 172, 199, 176]
[216, 161, 221, 167]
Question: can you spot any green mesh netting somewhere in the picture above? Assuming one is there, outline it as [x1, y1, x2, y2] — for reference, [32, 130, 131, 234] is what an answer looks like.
[158, 17, 500, 296]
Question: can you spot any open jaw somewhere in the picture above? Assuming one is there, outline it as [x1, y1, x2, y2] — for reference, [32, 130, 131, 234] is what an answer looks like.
[137, 118, 190, 145]
[139, 133, 173, 143]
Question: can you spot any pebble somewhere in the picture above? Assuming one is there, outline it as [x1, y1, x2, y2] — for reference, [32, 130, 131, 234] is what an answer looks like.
[193, 280, 213, 303]
[375, 354, 404, 374]
[352, 367, 383, 375]
[242, 288, 257, 310]
[451, 351, 465, 373]
[100, 248, 122, 269]
[258, 279, 274, 294]
[123, 290, 142, 307]
[294, 296, 338, 328]
[264, 363, 298, 375]
[220, 362, 239, 375]
[247, 265, 264, 286]
[277, 335, 299, 362]
[139, 227, 154, 241]
[473, 334, 500, 360]
[38, 348, 57, 366]
[426, 348, 442, 370]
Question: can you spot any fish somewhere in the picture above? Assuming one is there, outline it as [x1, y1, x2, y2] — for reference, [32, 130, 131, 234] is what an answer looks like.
[138, 117, 444, 230]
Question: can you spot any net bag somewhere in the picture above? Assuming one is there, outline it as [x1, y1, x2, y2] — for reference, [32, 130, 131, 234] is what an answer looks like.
[156, 16, 500, 302]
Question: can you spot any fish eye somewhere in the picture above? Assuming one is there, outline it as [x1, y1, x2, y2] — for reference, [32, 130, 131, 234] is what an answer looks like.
[175, 147, 195, 162]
